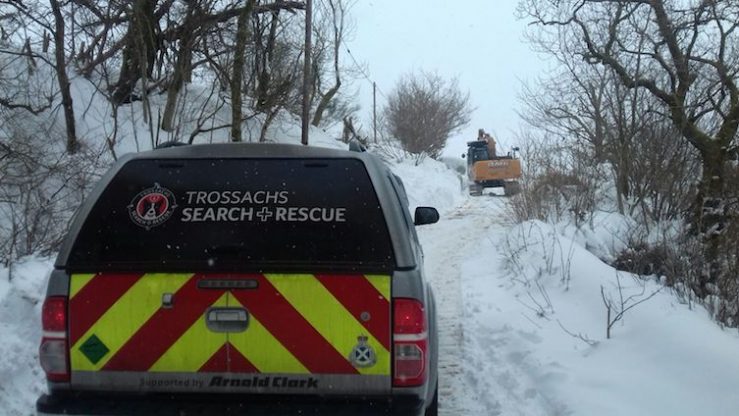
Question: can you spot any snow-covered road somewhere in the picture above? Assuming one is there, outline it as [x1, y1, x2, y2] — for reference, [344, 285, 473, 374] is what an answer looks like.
[419, 194, 517, 415]
[420, 194, 566, 415]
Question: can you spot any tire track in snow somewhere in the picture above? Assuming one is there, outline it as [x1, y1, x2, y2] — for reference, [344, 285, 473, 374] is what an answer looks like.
[438, 195, 570, 416]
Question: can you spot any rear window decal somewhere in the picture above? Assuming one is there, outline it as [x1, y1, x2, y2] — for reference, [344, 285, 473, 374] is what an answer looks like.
[273, 206, 346, 223]
[184, 190, 289, 205]
[179, 190, 347, 223]
[69, 158, 394, 270]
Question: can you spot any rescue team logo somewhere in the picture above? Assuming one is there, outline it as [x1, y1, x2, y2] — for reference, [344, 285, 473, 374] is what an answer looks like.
[128, 183, 177, 229]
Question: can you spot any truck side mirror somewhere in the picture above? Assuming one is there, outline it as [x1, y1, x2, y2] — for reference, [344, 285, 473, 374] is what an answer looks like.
[461, 153, 466, 159]
[414, 207, 439, 226]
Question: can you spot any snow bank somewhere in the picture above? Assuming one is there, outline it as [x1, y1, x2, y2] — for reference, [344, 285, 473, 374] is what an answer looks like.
[387, 157, 464, 215]
[0, 256, 53, 415]
[553, 211, 636, 263]
[470, 217, 739, 415]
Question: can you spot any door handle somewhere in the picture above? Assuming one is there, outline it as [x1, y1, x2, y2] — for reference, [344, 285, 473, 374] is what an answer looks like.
[205, 307, 249, 333]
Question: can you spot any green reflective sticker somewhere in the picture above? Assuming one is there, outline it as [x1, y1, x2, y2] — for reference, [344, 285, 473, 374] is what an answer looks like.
[79, 334, 110, 364]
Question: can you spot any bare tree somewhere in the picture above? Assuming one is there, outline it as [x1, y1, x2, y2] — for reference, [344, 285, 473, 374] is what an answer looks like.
[519, 62, 610, 162]
[0, 1, 77, 152]
[521, 0, 739, 295]
[50, 0, 77, 153]
[519, 39, 698, 221]
[0, 114, 104, 266]
[384, 71, 472, 158]
[161, 1, 198, 133]
[0, 0, 329, 269]
[230, 0, 256, 142]
[310, 0, 354, 127]
[251, 4, 301, 142]
[110, 0, 161, 105]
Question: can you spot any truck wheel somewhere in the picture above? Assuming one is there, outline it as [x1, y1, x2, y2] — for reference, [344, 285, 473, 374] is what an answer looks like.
[424, 383, 438, 416]
[469, 184, 482, 196]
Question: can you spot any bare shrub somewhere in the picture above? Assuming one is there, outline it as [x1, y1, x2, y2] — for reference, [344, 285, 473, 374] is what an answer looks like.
[507, 134, 603, 228]
[604, 119, 700, 225]
[613, 242, 671, 278]
[0, 125, 105, 270]
[371, 137, 426, 166]
[383, 71, 472, 158]
[611, 203, 739, 327]
[600, 274, 661, 339]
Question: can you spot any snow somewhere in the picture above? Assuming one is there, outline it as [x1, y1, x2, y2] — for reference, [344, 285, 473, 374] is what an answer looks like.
[420, 200, 739, 415]
[386, 156, 465, 215]
[3, 138, 739, 415]
[0, 255, 51, 416]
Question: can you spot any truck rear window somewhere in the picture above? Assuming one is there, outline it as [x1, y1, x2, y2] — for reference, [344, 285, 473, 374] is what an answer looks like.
[68, 158, 394, 272]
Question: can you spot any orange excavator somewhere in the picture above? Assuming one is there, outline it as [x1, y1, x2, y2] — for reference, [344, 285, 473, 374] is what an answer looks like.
[463, 129, 522, 196]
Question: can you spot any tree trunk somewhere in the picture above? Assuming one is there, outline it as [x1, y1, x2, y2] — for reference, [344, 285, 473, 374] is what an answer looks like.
[255, 10, 280, 112]
[311, 81, 340, 127]
[301, 0, 312, 145]
[161, 9, 195, 133]
[160, 45, 189, 132]
[230, 0, 255, 142]
[111, 0, 158, 104]
[693, 142, 729, 296]
[50, 0, 77, 153]
[259, 109, 279, 143]
[614, 166, 625, 216]
[311, 0, 346, 126]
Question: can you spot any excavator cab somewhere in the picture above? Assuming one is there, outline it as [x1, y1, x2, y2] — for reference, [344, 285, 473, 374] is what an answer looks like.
[467, 142, 490, 164]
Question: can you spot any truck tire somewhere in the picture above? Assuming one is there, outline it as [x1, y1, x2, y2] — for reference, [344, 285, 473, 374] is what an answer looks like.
[425, 383, 438, 416]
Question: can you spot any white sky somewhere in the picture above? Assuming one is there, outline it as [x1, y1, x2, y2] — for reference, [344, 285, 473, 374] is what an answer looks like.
[347, 0, 546, 158]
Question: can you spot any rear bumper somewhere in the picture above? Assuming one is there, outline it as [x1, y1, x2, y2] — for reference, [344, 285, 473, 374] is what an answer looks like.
[37, 391, 426, 416]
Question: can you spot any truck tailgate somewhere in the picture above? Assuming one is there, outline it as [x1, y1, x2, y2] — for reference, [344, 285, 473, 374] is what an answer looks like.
[68, 272, 391, 395]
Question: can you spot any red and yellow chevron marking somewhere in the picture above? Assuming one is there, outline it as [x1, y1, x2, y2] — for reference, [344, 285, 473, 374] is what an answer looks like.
[149, 292, 229, 372]
[70, 273, 194, 372]
[68, 273, 391, 376]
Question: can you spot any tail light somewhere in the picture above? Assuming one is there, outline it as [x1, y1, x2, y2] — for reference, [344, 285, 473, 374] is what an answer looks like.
[393, 298, 427, 387]
[40, 296, 69, 382]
